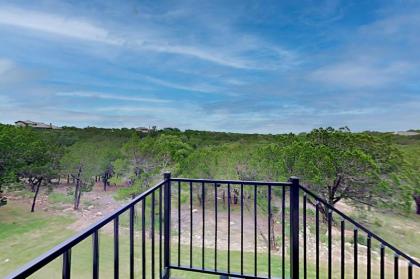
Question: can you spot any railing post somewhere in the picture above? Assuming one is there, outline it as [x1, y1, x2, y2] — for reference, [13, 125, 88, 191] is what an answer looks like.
[163, 172, 171, 279]
[289, 176, 300, 279]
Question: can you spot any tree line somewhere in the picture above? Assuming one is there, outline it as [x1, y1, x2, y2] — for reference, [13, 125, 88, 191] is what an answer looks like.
[0, 124, 419, 215]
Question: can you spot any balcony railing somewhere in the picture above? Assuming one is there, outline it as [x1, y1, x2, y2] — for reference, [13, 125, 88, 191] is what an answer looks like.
[6, 173, 420, 278]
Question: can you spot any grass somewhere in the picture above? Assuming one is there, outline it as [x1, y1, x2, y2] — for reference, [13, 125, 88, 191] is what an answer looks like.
[47, 192, 74, 204]
[0, 201, 75, 277]
[349, 209, 420, 258]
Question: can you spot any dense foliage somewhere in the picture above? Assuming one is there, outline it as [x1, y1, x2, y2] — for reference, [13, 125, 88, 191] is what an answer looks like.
[0, 123, 419, 214]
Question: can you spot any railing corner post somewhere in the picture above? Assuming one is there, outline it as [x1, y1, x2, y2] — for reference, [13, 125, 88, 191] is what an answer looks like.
[163, 172, 171, 278]
[289, 176, 300, 279]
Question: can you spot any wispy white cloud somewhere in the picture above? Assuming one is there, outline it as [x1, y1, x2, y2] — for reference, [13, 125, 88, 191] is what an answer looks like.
[0, 6, 122, 45]
[0, 6, 298, 70]
[142, 75, 224, 94]
[141, 43, 255, 70]
[0, 58, 35, 85]
[0, 58, 14, 75]
[308, 61, 413, 88]
[56, 91, 170, 103]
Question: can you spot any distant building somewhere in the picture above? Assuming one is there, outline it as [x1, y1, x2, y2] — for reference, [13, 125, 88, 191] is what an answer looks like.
[15, 120, 62, 129]
[135, 127, 150, 133]
[394, 131, 419, 136]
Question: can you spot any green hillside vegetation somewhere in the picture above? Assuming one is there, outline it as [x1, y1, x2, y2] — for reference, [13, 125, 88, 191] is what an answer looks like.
[1, 124, 419, 214]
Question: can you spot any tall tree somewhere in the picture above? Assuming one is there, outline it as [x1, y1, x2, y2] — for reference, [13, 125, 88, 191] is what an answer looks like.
[61, 141, 98, 209]
[0, 125, 59, 211]
[279, 128, 409, 215]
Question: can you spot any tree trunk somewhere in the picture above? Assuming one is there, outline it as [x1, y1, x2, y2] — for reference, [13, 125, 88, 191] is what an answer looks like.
[76, 184, 82, 209]
[31, 178, 43, 212]
[103, 176, 107, 191]
[270, 215, 277, 250]
[74, 181, 80, 210]
[29, 177, 35, 192]
[414, 195, 420, 215]
[73, 167, 82, 210]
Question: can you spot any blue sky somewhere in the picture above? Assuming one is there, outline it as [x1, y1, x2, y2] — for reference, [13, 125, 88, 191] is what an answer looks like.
[0, 0, 419, 133]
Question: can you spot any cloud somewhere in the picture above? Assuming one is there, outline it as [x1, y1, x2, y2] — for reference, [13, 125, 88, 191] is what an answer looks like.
[0, 6, 298, 70]
[142, 75, 223, 94]
[56, 91, 170, 103]
[141, 43, 275, 70]
[0, 6, 122, 45]
[0, 58, 14, 75]
[0, 58, 36, 86]
[308, 61, 413, 88]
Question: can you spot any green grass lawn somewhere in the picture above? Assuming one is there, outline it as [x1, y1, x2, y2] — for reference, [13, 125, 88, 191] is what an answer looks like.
[0, 201, 75, 277]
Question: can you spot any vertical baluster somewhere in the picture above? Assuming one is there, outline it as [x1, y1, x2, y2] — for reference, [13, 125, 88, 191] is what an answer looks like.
[214, 182, 218, 271]
[227, 183, 231, 274]
[163, 172, 171, 278]
[159, 187, 163, 279]
[268, 185, 272, 278]
[315, 202, 319, 279]
[289, 177, 300, 279]
[142, 200, 146, 279]
[62, 249, 71, 279]
[328, 210, 332, 279]
[394, 254, 399, 279]
[190, 181, 193, 268]
[202, 182, 205, 270]
[240, 183, 244, 275]
[93, 231, 99, 279]
[282, 186, 286, 279]
[367, 235, 371, 279]
[254, 185, 258, 277]
[380, 245, 385, 279]
[178, 181, 181, 267]
[114, 216, 119, 279]
[129, 206, 134, 279]
[151, 192, 155, 279]
[408, 262, 413, 279]
[354, 228, 358, 279]
[341, 219, 345, 279]
[303, 194, 307, 279]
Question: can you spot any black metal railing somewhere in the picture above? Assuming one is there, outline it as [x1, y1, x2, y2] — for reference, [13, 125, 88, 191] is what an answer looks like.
[6, 176, 170, 279]
[5, 173, 420, 278]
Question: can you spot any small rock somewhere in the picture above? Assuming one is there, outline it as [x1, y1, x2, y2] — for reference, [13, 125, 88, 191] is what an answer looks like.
[230, 221, 235, 225]
[192, 209, 198, 213]
[87, 205, 94, 210]
[96, 212, 103, 216]
[4, 258, 10, 263]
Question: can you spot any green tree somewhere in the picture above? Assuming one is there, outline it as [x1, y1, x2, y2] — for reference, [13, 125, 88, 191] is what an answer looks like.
[61, 141, 99, 209]
[399, 143, 420, 214]
[0, 125, 61, 211]
[279, 128, 409, 214]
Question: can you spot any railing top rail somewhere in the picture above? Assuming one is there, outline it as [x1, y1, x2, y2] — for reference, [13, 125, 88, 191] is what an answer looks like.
[5, 180, 166, 279]
[299, 184, 420, 267]
[171, 177, 292, 186]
